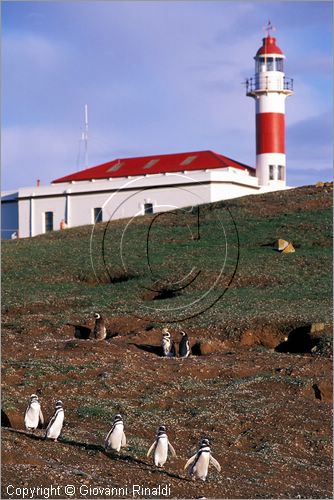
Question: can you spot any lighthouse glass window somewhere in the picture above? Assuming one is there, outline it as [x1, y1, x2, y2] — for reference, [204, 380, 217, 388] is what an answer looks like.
[266, 57, 274, 71]
[276, 58, 284, 71]
[257, 57, 266, 72]
[257, 57, 283, 73]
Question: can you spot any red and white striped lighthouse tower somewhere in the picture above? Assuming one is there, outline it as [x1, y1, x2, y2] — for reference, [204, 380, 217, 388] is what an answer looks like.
[246, 22, 293, 187]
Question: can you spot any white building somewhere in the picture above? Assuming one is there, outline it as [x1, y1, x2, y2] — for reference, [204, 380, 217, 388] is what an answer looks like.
[1, 150, 262, 239]
[1, 30, 293, 240]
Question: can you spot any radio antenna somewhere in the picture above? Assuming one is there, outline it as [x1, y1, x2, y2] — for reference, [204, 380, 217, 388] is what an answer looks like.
[84, 104, 89, 168]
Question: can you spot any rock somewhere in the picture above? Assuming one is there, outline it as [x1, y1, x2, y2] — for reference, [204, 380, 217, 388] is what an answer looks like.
[275, 239, 289, 251]
[315, 181, 325, 188]
[310, 323, 327, 333]
[274, 239, 295, 253]
[282, 242, 295, 253]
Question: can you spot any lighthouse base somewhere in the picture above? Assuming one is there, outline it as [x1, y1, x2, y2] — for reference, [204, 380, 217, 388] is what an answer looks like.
[256, 153, 286, 187]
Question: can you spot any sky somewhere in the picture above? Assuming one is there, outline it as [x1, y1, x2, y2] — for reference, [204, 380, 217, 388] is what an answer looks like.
[2, 0, 332, 191]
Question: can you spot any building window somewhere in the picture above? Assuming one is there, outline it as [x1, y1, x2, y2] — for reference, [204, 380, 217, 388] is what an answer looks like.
[45, 212, 53, 232]
[269, 165, 275, 180]
[144, 203, 153, 215]
[278, 165, 285, 180]
[93, 207, 103, 223]
[266, 57, 274, 71]
[269, 165, 284, 181]
[257, 56, 283, 73]
[276, 58, 284, 72]
[257, 57, 265, 73]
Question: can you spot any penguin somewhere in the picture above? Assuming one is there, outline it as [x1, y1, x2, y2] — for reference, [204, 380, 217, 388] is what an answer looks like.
[184, 438, 221, 481]
[105, 414, 126, 452]
[24, 394, 44, 431]
[179, 331, 190, 358]
[146, 425, 177, 467]
[45, 400, 64, 442]
[161, 328, 176, 357]
[93, 312, 107, 340]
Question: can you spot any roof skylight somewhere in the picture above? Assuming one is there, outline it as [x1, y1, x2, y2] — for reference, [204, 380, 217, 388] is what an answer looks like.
[180, 155, 197, 166]
[107, 161, 124, 172]
[143, 159, 160, 169]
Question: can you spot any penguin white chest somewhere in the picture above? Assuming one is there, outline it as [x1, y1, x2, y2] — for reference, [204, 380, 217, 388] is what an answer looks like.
[162, 338, 171, 356]
[25, 401, 40, 430]
[106, 422, 124, 451]
[154, 436, 168, 467]
[47, 410, 64, 439]
[193, 452, 210, 481]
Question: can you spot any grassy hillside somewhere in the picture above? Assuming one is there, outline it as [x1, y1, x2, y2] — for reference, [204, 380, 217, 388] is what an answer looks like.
[2, 183, 332, 499]
[2, 184, 332, 332]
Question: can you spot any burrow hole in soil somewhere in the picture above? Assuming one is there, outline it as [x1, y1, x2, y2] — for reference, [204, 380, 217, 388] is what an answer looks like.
[275, 325, 320, 354]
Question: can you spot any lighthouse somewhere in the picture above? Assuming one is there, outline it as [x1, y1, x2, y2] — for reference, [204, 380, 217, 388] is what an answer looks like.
[246, 22, 293, 187]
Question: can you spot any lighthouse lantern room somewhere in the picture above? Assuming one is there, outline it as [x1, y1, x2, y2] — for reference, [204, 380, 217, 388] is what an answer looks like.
[246, 22, 293, 187]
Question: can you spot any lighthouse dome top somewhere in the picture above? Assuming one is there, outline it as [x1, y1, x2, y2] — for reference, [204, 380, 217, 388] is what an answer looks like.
[256, 36, 284, 57]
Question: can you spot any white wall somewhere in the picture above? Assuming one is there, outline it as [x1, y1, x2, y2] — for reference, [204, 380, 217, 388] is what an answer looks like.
[33, 196, 67, 236]
[210, 181, 260, 202]
[3, 169, 277, 239]
[18, 199, 31, 238]
[59, 180, 213, 227]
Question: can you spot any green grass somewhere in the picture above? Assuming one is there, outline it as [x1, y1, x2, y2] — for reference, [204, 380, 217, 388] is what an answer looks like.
[2, 186, 332, 330]
[76, 405, 113, 420]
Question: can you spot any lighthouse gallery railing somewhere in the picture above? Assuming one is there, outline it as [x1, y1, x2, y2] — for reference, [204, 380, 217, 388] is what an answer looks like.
[245, 76, 294, 94]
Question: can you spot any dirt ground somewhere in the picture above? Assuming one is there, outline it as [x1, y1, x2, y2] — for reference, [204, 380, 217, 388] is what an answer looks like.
[2, 183, 333, 499]
[2, 314, 332, 499]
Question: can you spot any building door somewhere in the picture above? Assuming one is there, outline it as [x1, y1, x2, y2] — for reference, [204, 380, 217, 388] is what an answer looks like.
[144, 203, 153, 214]
[44, 211, 54, 232]
[93, 207, 103, 223]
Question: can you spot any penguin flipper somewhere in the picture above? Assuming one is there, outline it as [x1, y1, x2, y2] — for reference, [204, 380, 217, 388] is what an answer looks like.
[168, 441, 177, 457]
[104, 429, 113, 449]
[146, 441, 156, 457]
[170, 341, 176, 357]
[39, 409, 44, 426]
[184, 453, 197, 470]
[209, 455, 221, 472]
[45, 413, 56, 434]
[121, 432, 126, 447]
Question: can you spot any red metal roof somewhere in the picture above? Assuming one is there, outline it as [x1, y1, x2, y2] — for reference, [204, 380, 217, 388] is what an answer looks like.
[256, 36, 283, 56]
[52, 150, 255, 183]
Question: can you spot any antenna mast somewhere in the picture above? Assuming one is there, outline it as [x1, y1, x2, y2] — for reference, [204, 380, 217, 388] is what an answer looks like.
[84, 104, 89, 168]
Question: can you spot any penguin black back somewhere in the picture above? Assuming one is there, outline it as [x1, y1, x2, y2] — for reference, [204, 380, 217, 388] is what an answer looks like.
[93, 312, 107, 340]
[179, 331, 190, 358]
